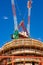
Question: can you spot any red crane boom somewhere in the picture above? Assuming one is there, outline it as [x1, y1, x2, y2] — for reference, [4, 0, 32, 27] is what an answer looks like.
[18, 20, 29, 36]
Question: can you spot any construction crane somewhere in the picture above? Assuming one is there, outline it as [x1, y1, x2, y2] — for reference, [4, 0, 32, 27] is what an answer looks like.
[11, 0, 31, 39]
[27, 0, 32, 36]
[11, 0, 19, 39]
[18, 20, 29, 36]
[18, 0, 32, 37]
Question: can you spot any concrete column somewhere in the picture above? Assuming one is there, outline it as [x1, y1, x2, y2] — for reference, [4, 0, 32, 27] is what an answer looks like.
[12, 56, 14, 65]
[3, 59, 7, 65]
[40, 58, 43, 65]
[40, 62, 43, 65]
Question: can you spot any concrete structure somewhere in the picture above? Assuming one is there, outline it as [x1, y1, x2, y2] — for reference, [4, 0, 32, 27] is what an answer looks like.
[0, 37, 43, 65]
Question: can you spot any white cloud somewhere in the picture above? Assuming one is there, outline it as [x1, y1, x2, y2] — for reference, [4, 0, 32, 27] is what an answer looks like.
[3, 16, 8, 20]
[38, 38, 41, 41]
[0, 48, 1, 49]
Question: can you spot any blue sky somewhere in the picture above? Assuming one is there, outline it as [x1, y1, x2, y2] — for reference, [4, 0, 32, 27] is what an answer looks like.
[0, 0, 43, 47]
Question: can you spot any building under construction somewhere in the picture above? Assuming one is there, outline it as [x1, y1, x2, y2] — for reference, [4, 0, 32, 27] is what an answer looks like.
[0, 37, 43, 65]
[0, 0, 43, 65]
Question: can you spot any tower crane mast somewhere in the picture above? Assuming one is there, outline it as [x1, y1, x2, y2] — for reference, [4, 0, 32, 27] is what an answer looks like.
[11, 0, 18, 31]
[27, 0, 32, 36]
[11, 0, 19, 39]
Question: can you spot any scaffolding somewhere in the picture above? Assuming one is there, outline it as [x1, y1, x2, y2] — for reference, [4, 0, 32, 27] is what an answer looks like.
[0, 56, 43, 65]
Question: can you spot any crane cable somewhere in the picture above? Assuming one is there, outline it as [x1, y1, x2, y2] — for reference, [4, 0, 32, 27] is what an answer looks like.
[15, 0, 27, 20]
